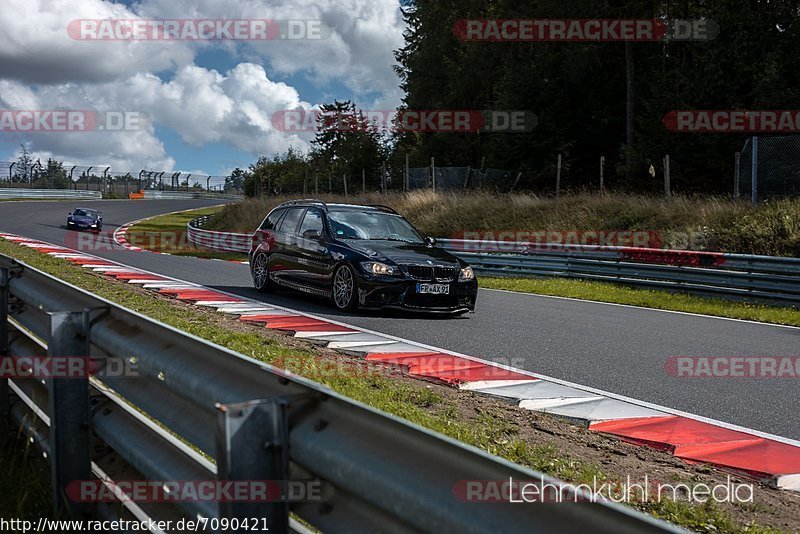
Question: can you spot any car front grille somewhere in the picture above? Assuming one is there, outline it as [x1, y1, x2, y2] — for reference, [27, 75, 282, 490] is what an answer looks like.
[434, 266, 457, 282]
[404, 265, 457, 282]
[406, 265, 434, 281]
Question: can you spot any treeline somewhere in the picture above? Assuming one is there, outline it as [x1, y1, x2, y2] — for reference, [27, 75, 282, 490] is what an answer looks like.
[238, 101, 389, 196]
[393, 0, 800, 194]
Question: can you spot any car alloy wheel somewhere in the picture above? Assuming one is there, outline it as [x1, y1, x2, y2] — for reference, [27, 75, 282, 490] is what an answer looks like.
[333, 264, 357, 311]
[253, 253, 272, 292]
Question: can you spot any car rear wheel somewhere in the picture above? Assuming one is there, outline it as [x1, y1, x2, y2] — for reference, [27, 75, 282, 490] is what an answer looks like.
[252, 253, 273, 293]
[332, 264, 358, 311]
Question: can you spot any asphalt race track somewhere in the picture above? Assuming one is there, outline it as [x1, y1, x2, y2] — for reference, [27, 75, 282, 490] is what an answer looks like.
[1, 200, 798, 440]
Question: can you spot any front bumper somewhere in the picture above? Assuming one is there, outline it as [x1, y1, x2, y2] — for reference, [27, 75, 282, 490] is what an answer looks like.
[67, 221, 100, 230]
[356, 273, 478, 313]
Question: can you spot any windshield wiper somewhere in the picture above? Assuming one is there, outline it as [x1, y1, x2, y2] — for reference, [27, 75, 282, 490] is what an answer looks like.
[370, 237, 416, 244]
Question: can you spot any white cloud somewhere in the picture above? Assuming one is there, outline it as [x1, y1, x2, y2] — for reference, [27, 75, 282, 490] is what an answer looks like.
[0, 0, 196, 84]
[0, 0, 407, 169]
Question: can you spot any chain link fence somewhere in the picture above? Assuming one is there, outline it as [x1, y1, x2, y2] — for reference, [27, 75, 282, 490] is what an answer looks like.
[0, 161, 234, 197]
[738, 135, 800, 203]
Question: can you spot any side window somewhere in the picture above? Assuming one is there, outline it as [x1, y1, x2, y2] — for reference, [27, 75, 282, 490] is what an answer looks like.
[277, 208, 304, 235]
[298, 208, 324, 238]
[261, 208, 286, 230]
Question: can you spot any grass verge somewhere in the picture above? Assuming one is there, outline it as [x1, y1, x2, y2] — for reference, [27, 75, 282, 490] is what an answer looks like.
[124, 206, 248, 261]
[479, 277, 800, 327]
[0, 423, 53, 520]
[1, 239, 797, 532]
[207, 191, 800, 257]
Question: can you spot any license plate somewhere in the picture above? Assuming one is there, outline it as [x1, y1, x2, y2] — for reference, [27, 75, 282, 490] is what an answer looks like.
[416, 283, 450, 295]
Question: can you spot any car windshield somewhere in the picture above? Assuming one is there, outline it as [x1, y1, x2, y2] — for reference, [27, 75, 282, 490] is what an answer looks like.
[72, 209, 96, 217]
[327, 210, 424, 244]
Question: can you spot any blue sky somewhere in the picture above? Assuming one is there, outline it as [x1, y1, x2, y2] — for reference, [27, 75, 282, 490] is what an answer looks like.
[0, 0, 406, 181]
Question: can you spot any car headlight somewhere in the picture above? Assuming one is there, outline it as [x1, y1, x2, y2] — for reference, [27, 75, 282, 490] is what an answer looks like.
[459, 266, 475, 281]
[361, 262, 397, 276]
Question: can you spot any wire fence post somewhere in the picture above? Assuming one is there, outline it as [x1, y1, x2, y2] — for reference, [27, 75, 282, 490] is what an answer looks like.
[381, 161, 386, 194]
[404, 153, 409, 192]
[751, 136, 759, 205]
[664, 155, 671, 198]
[555, 154, 562, 197]
[362, 168, 366, 195]
[343, 174, 348, 198]
[734, 152, 740, 199]
[600, 156, 605, 190]
[431, 157, 436, 192]
[47, 310, 92, 519]
[314, 174, 318, 195]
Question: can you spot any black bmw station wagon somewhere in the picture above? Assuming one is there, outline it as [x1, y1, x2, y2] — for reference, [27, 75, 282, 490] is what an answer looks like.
[249, 200, 478, 314]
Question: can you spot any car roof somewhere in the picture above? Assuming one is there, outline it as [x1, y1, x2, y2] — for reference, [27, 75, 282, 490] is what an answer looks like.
[73, 208, 98, 213]
[274, 200, 397, 214]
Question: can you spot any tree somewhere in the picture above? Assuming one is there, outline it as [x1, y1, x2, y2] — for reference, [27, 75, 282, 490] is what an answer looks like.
[311, 100, 387, 190]
[36, 158, 69, 188]
[226, 168, 247, 192]
[12, 144, 34, 183]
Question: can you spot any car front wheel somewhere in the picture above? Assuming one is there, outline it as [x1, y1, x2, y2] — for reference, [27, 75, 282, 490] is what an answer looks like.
[252, 253, 273, 293]
[332, 264, 358, 311]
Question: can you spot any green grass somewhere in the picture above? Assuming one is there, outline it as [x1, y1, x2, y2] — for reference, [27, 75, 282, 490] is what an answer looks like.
[0, 239, 791, 533]
[479, 277, 800, 327]
[0, 423, 53, 519]
[207, 191, 800, 257]
[125, 206, 248, 261]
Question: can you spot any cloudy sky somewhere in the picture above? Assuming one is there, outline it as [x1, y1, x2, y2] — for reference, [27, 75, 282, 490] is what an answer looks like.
[0, 0, 406, 179]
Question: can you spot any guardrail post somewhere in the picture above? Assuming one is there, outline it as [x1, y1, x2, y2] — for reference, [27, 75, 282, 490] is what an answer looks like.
[0, 268, 9, 416]
[216, 398, 290, 533]
[47, 310, 92, 519]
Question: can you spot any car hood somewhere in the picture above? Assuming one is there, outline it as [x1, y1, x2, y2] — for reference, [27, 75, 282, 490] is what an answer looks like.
[345, 240, 460, 265]
[70, 215, 97, 223]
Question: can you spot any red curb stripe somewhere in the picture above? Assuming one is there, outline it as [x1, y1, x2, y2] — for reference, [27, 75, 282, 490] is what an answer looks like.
[112, 273, 167, 281]
[175, 292, 242, 301]
[591, 416, 800, 479]
[264, 319, 334, 329]
[675, 439, 800, 480]
[239, 314, 299, 324]
[365, 352, 444, 362]
[590, 416, 757, 453]
[109, 271, 146, 279]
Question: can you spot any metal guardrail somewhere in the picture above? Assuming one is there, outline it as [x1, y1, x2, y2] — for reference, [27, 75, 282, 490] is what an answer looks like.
[438, 239, 800, 305]
[0, 189, 102, 200]
[143, 191, 244, 200]
[0, 255, 675, 533]
[185, 217, 800, 305]
[188, 216, 251, 253]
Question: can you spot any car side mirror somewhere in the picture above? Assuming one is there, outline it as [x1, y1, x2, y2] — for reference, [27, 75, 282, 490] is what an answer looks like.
[425, 236, 437, 247]
[303, 229, 322, 241]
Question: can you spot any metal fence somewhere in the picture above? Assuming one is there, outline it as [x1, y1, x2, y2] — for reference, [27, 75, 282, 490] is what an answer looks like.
[0, 255, 674, 533]
[407, 167, 518, 192]
[738, 135, 800, 202]
[439, 239, 800, 305]
[188, 216, 251, 252]
[0, 189, 102, 200]
[185, 220, 800, 306]
[0, 161, 235, 195]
